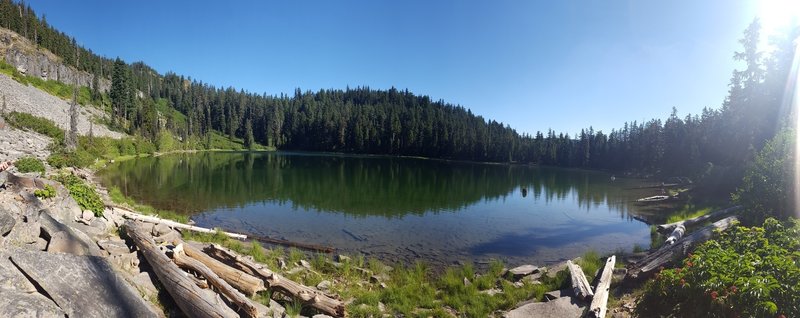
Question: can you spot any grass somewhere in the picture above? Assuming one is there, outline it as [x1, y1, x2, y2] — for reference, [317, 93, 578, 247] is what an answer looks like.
[664, 205, 717, 224]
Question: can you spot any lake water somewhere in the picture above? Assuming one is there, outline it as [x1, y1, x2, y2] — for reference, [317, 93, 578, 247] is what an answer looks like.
[99, 151, 652, 268]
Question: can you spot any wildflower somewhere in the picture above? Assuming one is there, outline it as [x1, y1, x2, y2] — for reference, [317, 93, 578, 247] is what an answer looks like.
[710, 291, 718, 300]
[729, 285, 737, 293]
[680, 279, 686, 286]
[686, 261, 693, 267]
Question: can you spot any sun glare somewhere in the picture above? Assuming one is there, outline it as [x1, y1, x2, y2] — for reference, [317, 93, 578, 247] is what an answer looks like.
[758, 0, 800, 33]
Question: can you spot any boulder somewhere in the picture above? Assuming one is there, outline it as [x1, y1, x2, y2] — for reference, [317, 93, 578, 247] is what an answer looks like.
[47, 231, 86, 255]
[504, 296, 586, 318]
[97, 239, 131, 255]
[9, 248, 158, 318]
[0, 289, 66, 318]
[0, 207, 15, 236]
[131, 271, 158, 298]
[509, 264, 540, 277]
[151, 223, 172, 237]
[0, 253, 36, 293]
[316, 280, 332, 291]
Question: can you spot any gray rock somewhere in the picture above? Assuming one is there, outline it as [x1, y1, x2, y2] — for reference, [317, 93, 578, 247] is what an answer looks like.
[151, 223, 172, 237]
[316, 280, 331, 291]
[9, 248, 158, 318]
[0, 207, 15, 236]
[299, 259, 311, 269]
[335, 254, 351, 262]
[544, 289, 575, 301]
[480, 288, 503, 296]
[131, 271, 158, 298]
[47, 231, 86, 255]
[509, 264, 539, 277]
[0, 289, 65, 318]
[504, 296, 586, 318]
[97, 239, 131, 255]
[35, 237, 47, 250]
[312, 315, 334, 318]
[0, 253, 36, 293]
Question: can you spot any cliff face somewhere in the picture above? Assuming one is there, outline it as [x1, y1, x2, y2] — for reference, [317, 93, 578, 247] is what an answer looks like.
[0, 28, 110, 92]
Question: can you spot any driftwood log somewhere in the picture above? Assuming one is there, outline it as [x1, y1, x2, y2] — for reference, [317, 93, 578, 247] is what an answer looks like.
[124, 220, 238, 318]
[657, 206, 742, 234]
[113, 206, 247, 240]
[179, 241, 266, 296]
[589, 255, 616, 318]
[171, 244, 260, 318]
[206, 243, 346, 317]
[664, 224, 686, 245]
[627, 216, 738, 280]
[566, 260, 593, 300]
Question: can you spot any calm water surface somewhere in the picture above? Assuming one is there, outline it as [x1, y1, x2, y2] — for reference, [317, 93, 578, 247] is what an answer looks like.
[99, 152, 652, 268]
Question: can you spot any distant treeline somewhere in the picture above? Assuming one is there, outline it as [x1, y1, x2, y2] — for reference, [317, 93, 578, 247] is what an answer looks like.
[2, 0, 798, 186]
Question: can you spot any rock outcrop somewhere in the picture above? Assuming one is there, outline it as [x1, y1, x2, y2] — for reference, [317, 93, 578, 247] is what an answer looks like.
[0, 28, 110, 92]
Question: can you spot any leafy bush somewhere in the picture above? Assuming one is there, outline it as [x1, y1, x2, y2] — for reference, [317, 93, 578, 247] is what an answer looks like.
[733, 130, 795, 223]
[53, 174, 104, 217]
[46, 151, 94, 168]
[14, 156, 45, 174]
[637, 218, 800, 318]
[34, 184, 56, 199]
[3, 111, 64, 141]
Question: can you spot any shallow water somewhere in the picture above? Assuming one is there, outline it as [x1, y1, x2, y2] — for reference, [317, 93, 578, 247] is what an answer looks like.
[99, 151, 652, 267]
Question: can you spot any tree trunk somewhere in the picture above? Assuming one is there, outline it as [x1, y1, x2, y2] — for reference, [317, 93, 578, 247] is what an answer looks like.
[589, 255, 616, 318]
[566, 260, 593, 301]
[205, 244, 345, 317]
[113, 206, 246, 240]
[179, 241, 265, 296]
[657, 206, 741, 233]
[124, 220, 238, 318]
[171, 244, 260, 318]
[628, 216, 738, 281]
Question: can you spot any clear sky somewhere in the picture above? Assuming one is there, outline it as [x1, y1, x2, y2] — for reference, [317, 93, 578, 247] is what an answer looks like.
[24, 0, 773, 136]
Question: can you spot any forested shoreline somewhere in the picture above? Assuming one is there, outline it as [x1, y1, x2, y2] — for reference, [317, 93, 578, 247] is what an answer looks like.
[2, 0, 798, 191]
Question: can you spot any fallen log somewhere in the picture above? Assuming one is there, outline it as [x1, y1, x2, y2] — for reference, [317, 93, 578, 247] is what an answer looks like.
[664, 224, 685, 245]
[124, 220, 238, 318]
[179, 241, 266, 296]
[627, 216, 738, 280]
[113, 206, 247, 240]
[171, 244, 260, 318]
[589, 255, 616, 318]
[657, 205, 742, 234]
[566, 260, 593, 300]
[205, 243, 345, 317]
[249, 233, 335, 253]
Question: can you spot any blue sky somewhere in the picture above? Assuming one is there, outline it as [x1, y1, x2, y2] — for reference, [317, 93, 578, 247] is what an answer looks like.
[25, 0, 765, 135]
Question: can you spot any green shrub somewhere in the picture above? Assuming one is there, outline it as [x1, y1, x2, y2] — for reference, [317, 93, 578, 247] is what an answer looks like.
[34, 184, 56, 199]
[637, 218, 800, 318]
[46, 151, 94, 168]
[3, 112, 64, 141]
[14, 156, 45, 174]
[53, 174, 104, 217]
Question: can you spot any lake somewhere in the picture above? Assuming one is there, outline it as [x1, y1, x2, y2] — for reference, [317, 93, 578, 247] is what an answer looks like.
[98, 151, 653, 268]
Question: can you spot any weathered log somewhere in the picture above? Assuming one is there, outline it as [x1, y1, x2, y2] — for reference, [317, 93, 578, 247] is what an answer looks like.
[566, 260, 594, 300]
[206, 243, 345, 317]
[657, 206, 742, 234]
[628, 216, 738, 280]
[179, 241, 266, 296]
[113, 206, 247, 240]
[171, 244, 260, 318]
[249, 233, 335, 253]
[589, 255, 616, 318]
[124, 220, 238, 318]
[664, 224, 685, 245]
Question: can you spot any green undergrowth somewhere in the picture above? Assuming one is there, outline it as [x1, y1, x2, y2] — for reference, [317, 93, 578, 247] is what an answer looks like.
[14, 156, 45, 174]
[181, 228, 601, 317]
[665, 203, 720, 224]
[53, 173, 104, 216]
[3, 111, 64, 140]
[108, 186, 190, 223]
